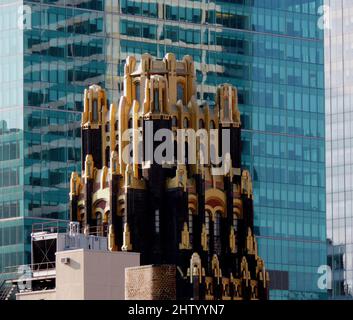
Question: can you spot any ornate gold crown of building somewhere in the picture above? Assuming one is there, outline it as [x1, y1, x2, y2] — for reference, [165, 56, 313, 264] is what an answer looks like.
[69, 53, 269, 300]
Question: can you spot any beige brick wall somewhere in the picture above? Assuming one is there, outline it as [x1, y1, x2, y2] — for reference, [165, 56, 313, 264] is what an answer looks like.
[125, 265, 176, 300]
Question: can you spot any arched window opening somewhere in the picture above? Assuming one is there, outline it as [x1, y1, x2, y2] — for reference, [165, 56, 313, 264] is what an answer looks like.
[199, 119, 205, 129]
[172, 116, 178, 127]
[177, 83, 184, 102]
[128, 117, 133, 129]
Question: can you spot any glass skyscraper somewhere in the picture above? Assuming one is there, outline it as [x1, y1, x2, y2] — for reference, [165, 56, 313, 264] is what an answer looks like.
[325, 0, 353, 299]
[0, 0, 105, 272]
[0, 0, 326, 300]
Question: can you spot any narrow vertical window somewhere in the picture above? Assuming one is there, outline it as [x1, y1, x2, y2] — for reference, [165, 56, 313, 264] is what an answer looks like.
[205, 211, 210, 234]
[224, 96, 229, 120]
[155, 209, 160, 233]
[92, 99, 98, 122]
[199, 119, 205, 129]
[154, 89, 159, 112]
[135, 82, 140, 105]
[188, 209, 193, 245]
[103, 211, 109, 237]
[128, 118, 133, 129]
[96, 212, 102, 236]
[233, 213, 238, 231]
[214, 211, 221, 254]
[177, 83, 184, 102]
[105, 146, 110, 167]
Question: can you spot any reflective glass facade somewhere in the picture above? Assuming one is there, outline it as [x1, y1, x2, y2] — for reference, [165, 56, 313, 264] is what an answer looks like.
[0, 0, 25, 274]
[0, 0, 104, 272]
[325, 0, 353, 299]
[0, 0, 326, 300]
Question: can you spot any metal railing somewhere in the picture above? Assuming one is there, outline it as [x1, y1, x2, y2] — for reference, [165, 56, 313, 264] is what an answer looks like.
[31, 220, 109, 237]
[4, 261, 56, 276]
[32, 220, 68, 234]
[0, 262, 57, 298]
[86, 225, 109, 237]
